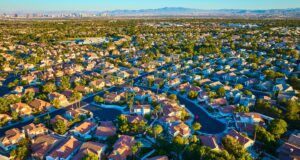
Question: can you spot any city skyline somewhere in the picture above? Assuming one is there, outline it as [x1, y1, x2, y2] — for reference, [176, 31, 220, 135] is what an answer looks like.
[0, 0, 300, 12]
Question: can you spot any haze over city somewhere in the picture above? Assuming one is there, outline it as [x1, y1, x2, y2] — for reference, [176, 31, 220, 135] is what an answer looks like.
[0, 0, 300, 11]
[0, 1, 299, 160]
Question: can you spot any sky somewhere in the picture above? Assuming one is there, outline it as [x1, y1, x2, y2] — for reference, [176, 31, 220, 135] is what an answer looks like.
[0, 0, 299, 12]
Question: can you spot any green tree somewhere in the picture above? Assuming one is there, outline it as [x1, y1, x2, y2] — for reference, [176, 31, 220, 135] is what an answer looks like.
[268, 119, 287, 138]
[234, 84, 244, 90]
[82, 152, 98, 160]
[53, 119, 68, 135]
[169, 94, 177, 100]
[117, 114, 130, 133]
[255, 99, 282, 118]
[285, 100, 300, 120]
[44, 114, 51, 127]
[60, 76, 70, 90]
[235, 106, 249, 113]
[42, 83, 57, 93]
[10, 145, 29, 160]
[22, 92, 35, 103]
[0, 97, 9, 113]
[188, 90, 198, 99]
[132, 142, 142, 157]
[255, 125, 276, 152]
[172, 136, 188, 157]
[189, 135, 199, 143]
[222, 136, 252, 160]
[51, 98, 61, 108]
[69, 91, 82, 102]
[11, 111, 19, 121]
[217, 86, 226, 97]
[153, 124, 163, 138]
[243, 90, 253, 96]
[33, 117, 40, 124]
[192, 122, 202, 131]
[94, 95, 104, 104]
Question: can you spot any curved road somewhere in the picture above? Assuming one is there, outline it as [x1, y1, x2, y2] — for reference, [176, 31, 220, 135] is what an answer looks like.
[138, 86, 227, 134]
[0, 61, 226, 135]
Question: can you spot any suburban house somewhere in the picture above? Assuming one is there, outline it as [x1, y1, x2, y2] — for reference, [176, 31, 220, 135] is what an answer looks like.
[22, 123, 49, 139]
[94, 121, 117, 140]
[197, 91, 209, 102]
[29, 99, 52, 112]
[277, 133, 300, 160]
[160, 100, 183, 118]
[12, 86, 23, 94]
[165, 78, 181, 87]
[48, 92, 69, 106]
[135, 90, 151, 101]
[209, 98, 228, 109]
[117, 71, 130, 79]
[65, 108, 89, 120]
[108, 135, 136, 160]
[131, 104, 151, 115]
[46, 137, 81, 160]
[24, 87, 40, 94]
[73, 142, 107, 160]
[218, 105, 236, 116]
[159, 116, 181, 127]
[62, 89, 74, 99]
[89, 79, 105, 89]
[234, 112, 265, 124]
[0, 114, 12, 124]
[0, 128, 25, 151]
[104, 92, 121, 103]
[74, 85, 92, 94]
[31, 134, 63, 160]
[225, 129, 254, 149]
[199, 135, 220, 151]
[71, 120, 97, 140]
[10, 102, 32, 117]
[168, 122, 191, 138]
[50, 115, 69, 126]
[126, 115, 147, 124]
[239, 95, 256, 107]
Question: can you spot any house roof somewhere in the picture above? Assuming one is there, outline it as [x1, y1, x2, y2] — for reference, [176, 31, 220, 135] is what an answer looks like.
[226, 129, 254, 147]
[95, 125, 116, 137]
[278, 142, 300, 160]
[169, 122, 190, 137]
[126, 115, 146, 124]
[23, 123, 48, 134]
[211, 98, 227, 107]
[288, 134, 300, 147]
[199, 135, 219, 149]
[1, 128, 24, 147]
[31, 134, 62, 158]
[108, 135, 136, 160]
[48, 137, 81, 159]
[50, 115, 68, 125]
[29, 99, 51, 110]
[147, 156, 169, 160]
[73, 121, 97, 135]
[73, 142, 106, 160]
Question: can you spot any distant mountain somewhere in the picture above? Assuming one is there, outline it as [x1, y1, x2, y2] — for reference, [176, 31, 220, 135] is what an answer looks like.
[102, 7, 300, 18]
[2, 7, 300, 18]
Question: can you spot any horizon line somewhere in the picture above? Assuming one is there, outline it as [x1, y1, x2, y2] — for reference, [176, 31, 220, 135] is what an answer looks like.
[1, 7, 300, 13]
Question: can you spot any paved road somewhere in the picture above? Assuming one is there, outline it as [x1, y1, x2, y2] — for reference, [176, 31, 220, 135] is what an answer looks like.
[0, 101, 86, 136]
[0, 61, 228, 135]
[138, 86, 227, 134]
[0, 63, 173, 136]
[0, 74, 19, 97]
